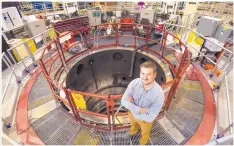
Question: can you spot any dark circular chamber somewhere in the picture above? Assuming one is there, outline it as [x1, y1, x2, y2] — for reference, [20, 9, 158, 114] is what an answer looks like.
[66, 49, 166, 114]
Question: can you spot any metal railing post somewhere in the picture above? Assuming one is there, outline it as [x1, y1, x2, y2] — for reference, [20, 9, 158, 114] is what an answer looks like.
[2, 54, 21, 83]
[145, 25, 150, 50]
[209, 53, 223, 78]
[54, 40, 65, 69]
[64, 89, 79, 122]
[11, 48, 29, 73]
[56, 39, 69, 73]
[42, 33, 47, 45]
[224, 75, 233, 134]
[115, 24, 119, 47]
[2, 132, 19, 145]
[110, 96, 115, 131]
[106, 101, 112, 132]
[219, 123, 233, 137]
[43, 3, 47, 16]
[161, 32, 168, 58]
[134, 24, 136, 48]
[222, 53, 233, 70]
[23, 43, 37, 67]
[160, 24, 167, 57]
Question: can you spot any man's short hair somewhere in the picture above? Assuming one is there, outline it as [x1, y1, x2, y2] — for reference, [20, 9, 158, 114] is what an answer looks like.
[140, 61, 157, 73]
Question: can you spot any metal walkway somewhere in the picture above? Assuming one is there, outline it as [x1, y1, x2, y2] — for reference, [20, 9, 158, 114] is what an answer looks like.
[23, 32, 204, 144]
[28, 76, 204, 145]
[30, 106, 178, 145]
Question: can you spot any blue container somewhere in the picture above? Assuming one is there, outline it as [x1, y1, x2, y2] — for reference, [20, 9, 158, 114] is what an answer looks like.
[31, 2, 52, 10]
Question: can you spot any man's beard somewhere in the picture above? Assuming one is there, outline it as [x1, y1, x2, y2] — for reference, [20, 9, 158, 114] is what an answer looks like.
[142, 80, 153, 85]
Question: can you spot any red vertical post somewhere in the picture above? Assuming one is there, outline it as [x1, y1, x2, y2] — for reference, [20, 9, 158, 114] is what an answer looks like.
[165, 46, 189, 111]
[115, 23, 119, 47]
[88, 27, 91, 42]
[159, 29, 165, 57]
[40, 58, 78, 122]
[134, 24, 136, 48]
[55, 30, 60, 37]
[39, 60, 61, 104]
[39, 59, 53, 87]
[110, 95, 115, 130]
[56, 38, 66, 63]
[83, 27, 89, 49]
[106, 95, 114, 132]
[39, 59, 48, 75]
[55, 40, 65, 68]
[145, 25, 150, 50]
[176, 47, 188, 77]
[64, 89, 79, 122]
[106, 102, 112, 132]
[165, 79, 179, 110]
[161, 32, 168, 58]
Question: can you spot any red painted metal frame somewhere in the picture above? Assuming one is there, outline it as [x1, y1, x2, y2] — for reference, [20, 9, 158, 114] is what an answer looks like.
[15, 68, 44, 145]
[185, 65, 216, 144]
[38, 23, 190, 132]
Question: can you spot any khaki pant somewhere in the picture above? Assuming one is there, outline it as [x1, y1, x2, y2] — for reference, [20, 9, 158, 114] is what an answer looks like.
[128, 111, 153, 145]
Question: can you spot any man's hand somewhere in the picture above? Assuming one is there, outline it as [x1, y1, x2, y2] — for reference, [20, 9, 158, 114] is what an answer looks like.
[139, 108, 148, 114]
[128, 96, 134, 103]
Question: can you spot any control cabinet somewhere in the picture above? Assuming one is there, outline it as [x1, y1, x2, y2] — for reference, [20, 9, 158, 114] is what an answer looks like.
[197, 16, 223, 37]
[214, 25, 233, 43]
[88, 10, 101, 26]
[26, 19, 48, 38]
[2, 7, 24, 31]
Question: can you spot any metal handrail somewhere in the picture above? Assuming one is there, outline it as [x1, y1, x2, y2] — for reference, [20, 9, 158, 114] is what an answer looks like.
[164, 23, 233, 54]
[164, 22, 233, 81]
[205, 134, 234, 145]
[224, 75, 233, 134]
[1, 52, 14, 103]
[2, 132, 19, 145]
[186, 43, 222, 69]
[113, 105, 123, 124]
[7, 28, 53, 52]
[166, 21, 234, 143]
[1, 28, 57, 109]
[9, 22, 189, 132]
[2, 72, 13, 103]
[39, 38, 176, 128]
[166, 21, 234, 141]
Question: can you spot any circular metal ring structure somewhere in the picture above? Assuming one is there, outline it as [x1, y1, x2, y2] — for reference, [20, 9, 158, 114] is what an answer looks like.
[39, 23, 190, 131]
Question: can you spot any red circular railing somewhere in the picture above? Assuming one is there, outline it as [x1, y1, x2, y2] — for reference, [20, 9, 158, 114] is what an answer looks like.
[39, 23, 190, 131]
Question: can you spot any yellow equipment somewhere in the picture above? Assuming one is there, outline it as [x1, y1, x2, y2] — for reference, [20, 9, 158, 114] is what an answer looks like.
[71, 93, 87, 109]
[13, 38, 37, 61]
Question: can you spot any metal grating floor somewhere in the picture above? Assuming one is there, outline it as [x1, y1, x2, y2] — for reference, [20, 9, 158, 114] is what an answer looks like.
[45, 118, 81, 145]
[30, 106, 61, 127]
[28, 94, 54, 110]
[177, 87, 204, 104]
[165, 112, 193, 144]
[31, 107, 72, 142]
[31, 106, 179, 145]
[150, 121, 177, 145]
[72, 126, 100, 145]
[111, 130, 132, 145]
[168, 103, 201, 133]
[166, 103, 202, 144]
[29, 87, 204, 145]
[28, 73, 52, 102]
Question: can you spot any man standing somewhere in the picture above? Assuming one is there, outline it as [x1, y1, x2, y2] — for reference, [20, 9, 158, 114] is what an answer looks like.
[121, 61, 165, 145]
